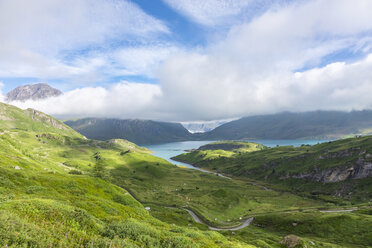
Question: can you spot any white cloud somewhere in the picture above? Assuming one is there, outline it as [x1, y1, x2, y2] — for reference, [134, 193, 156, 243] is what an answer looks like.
[0, 0, 170, 81]
[0, 0, 168, 53]
[8, 81, 162, 119]
[3, 54, 372, 122]
[109, 45, 181, 78]
[155, 0, 372, 120]
[155, 53, 372, 121]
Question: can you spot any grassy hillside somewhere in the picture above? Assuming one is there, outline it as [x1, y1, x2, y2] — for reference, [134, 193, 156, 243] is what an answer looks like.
[65, 118, 193, 145]
[202, 110, 372, 140]
[229, 211, 372, 248]
[0, 102, 81, 137]
[2, 103, 372, 247]
[174, 138, 372, 202]
[0, 103, 254, 248]
[174, 140, 372, 247]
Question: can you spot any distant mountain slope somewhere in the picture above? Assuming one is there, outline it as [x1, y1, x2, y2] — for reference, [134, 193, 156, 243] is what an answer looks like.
[65, 118, 193, 145]
[6, 83, 62, 102]
[203, 111, 372, 140]
[65, 110, 372, 145]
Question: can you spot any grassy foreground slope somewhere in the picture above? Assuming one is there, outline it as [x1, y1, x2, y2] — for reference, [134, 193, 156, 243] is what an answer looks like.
[0, 103, 252, 248]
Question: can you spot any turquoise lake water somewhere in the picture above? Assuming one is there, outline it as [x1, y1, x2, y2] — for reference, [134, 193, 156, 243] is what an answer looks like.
[145, 139, 329, 169]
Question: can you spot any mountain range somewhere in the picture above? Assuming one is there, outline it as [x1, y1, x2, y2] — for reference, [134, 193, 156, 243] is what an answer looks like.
[65, 118, 193, 145]
[202, 110, 372, 140]
[65, 110, 372, 144]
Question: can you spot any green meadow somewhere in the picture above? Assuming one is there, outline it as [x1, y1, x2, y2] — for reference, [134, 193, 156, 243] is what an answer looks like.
[1, 102, 372, 247]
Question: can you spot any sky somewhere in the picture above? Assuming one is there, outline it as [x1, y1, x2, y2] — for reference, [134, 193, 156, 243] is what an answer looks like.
[1, 0, 372, 122]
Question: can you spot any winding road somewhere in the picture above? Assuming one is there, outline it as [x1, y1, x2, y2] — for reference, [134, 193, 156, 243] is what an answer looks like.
[184, 208, 254, 231]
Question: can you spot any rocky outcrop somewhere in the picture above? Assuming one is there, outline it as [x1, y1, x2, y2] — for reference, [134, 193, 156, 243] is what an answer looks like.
[6, 83, 62, 102]
[24, 108, 68, 130]
[317, 148, 359, 160]
[292, 156, 372, 183]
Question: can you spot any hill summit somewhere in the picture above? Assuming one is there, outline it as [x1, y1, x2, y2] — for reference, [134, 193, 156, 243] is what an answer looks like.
[6, 83, 62, 102]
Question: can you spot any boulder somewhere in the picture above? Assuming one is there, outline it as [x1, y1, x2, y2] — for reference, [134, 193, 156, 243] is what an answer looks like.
[280, 234, 301, 248]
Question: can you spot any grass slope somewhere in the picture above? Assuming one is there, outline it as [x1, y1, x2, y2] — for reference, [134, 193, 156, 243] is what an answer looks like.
[0, 103, 253, 248]
[174, 140, 372, 247]
[2, 103, 371, 247]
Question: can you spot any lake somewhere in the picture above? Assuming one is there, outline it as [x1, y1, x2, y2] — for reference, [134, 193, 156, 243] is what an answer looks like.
[145, 139, 328, 169]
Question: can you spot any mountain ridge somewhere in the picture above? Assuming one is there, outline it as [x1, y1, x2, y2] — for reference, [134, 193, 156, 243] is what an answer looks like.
[65, 110, 372, 145]
[65, 118, 193, 145]
[202, 110, 372, 140]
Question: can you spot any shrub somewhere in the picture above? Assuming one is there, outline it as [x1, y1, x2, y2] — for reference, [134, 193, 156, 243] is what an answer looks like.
[68, 170, 83, 175]
[120, 150, 130, 156]
[26, 185, 46, 194]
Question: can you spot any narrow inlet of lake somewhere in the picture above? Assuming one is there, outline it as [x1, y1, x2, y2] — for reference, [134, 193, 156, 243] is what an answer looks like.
[145, 139, 329, 171]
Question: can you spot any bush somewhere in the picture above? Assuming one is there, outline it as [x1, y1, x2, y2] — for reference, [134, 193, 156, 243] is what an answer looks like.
[26, 185, 46, 194]
[120, 150, 130, 156]
[68, 170, 83, 175]
[92, 161, 108, 179]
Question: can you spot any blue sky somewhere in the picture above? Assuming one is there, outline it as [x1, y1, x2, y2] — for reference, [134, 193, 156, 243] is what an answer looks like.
[1, 0, 372, 121]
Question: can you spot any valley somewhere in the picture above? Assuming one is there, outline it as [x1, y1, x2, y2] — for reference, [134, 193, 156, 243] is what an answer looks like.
[3, 1, 372, 248]
[1, 102, 372, 247]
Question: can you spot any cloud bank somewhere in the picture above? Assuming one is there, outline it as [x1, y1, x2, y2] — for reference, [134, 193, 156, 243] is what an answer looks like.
[4, 54, 372, 121]
[6, 82, 162, 119]
[2, 0, 372, 121]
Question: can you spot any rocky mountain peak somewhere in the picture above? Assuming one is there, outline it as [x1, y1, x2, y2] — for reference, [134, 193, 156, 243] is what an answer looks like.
[6, 83, 62, 102]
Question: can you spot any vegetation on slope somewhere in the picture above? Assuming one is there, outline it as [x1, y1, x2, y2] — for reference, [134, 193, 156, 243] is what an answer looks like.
[0, 103, 253, 248]
[174, 140, 372, 247]
[174, 138, 372, 203]
[3, 103, 372, 247]
[228, 211, 372, 248]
